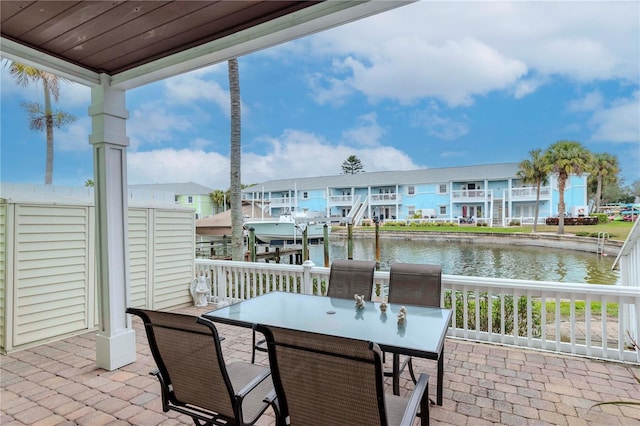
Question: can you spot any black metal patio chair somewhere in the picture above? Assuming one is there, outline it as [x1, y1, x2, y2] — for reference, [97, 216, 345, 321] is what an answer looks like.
[126, 307, 278, 426]
[383, 263, 442, 400]
[326, 258, 376, 300]
[256, 324, 430, 426]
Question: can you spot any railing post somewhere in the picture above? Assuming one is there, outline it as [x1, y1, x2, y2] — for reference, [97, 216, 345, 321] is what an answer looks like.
[249, 228, 256, 262]
[302, 260, 315, 294]
[323, 224, 330, 267]
[215, 263, 229, 307]
[347, 222, 353, 260]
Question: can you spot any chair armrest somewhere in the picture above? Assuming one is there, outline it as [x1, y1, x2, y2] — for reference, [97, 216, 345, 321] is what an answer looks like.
[263, 388, 277, 405]
[400, 373, 429, 426]
[235, 367, 272, 399]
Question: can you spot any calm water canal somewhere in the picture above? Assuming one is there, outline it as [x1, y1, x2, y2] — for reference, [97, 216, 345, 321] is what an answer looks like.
[307, 237, 620, 285]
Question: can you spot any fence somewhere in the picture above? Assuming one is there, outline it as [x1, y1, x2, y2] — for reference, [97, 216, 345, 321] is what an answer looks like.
[195, 259, 640, 363]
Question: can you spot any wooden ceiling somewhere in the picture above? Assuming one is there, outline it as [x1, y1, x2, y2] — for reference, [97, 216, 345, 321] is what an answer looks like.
[1, 1, 320, 74]
[1, 1, 411, 89]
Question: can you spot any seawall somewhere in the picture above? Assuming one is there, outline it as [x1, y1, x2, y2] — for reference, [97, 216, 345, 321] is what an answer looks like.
[330, 229, 623, 257]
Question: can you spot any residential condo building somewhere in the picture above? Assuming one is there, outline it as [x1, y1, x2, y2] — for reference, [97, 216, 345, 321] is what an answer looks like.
[242, 163, 589, 226]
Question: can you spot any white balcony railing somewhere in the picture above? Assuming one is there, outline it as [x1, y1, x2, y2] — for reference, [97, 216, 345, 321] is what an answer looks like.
[370, 193, 401, 204]
[328, 195, 354, 205]
[451, 189, 490, 201]
[510, 186, 551, 200]
[195, 259, 640, 364]
[267, 197, 291, 207]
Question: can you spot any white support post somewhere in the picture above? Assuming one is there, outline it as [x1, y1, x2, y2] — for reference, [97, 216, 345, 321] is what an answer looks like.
[302, 260, 315, 294]
[90, 74, 136, 370]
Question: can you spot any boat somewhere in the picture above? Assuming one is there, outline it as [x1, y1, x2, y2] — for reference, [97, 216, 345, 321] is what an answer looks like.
[244, 211, 330, 244]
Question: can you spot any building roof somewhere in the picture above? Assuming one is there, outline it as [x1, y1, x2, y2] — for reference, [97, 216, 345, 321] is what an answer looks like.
[243, 162, 522, 193]
[129, 182, 214, 196]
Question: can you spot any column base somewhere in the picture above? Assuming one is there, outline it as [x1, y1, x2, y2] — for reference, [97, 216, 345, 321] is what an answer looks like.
[96, 329, 136, 371]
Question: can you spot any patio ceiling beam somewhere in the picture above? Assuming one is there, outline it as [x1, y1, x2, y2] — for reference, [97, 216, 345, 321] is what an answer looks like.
[0, 38, 101, 87]
[110, 0, 413, 90]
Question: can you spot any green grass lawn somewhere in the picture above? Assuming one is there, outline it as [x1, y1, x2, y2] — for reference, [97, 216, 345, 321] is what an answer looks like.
[342, 220, 634, 241]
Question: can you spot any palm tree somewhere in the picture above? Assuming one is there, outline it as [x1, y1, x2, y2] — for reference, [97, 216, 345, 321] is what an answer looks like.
[210, 189, 226, 214]
[589, 153, 619, 212]
[543, 141, 592, 235]
[6, 62, 77, 184]
[228, 58, 243, 261]
[516, 149, 548, 232]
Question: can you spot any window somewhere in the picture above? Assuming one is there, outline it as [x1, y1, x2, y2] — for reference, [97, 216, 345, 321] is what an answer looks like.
[188, 196, 193, 203]
[408, 206, 416, 216]
[303, 192, 308, 199]
[174, 196, 178, 202]
[407, 186, 415, 195]
[438, 184, 447, 194]
[439, 205, 447, 215]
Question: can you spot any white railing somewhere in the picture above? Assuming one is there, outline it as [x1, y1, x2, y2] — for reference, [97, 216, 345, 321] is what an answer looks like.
[195, 259, 640, 363]
[370, 193, 401, 203]
[451, 189, 490, 200]
[510, 186, 551, 200]
[328, 194, 353, 205]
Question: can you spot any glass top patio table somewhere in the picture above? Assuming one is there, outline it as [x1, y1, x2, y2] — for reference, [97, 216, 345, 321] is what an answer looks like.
[202, 291, 452, 405]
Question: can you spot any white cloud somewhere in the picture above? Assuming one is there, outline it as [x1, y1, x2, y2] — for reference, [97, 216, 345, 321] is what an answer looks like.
[590, 92, 640, 143]
[320, 38, 527, 107]
[162, 68, 249, 118]
[127, 101, 195, 150]
[513, 77, 546, 100]
[341, 113, 385, 146]
[1, 66, 90, 108]
[56, 117, 91, 152]
[568, 91, 604, 113]
[126, 129, 421, 189]
[300, 1, 639, 105]
[128, 149, 230, 189]
[244, 130, 419, 184]
[412, 110, 469, 140]
[307, 72, 353, 106]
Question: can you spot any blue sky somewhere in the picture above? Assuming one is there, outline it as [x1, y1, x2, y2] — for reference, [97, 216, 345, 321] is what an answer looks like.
[1, 1, 639, 191]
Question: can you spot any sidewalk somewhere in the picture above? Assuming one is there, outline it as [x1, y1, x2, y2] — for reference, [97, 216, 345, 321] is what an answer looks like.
[2, 304, 639, 425]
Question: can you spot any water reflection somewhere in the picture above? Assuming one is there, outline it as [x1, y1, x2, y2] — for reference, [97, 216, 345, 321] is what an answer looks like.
[308, 238, 620, 285]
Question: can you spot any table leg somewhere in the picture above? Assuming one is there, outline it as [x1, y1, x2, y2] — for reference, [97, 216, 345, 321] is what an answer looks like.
[393, 353, 400, 395]
[437, 347, 444, 405]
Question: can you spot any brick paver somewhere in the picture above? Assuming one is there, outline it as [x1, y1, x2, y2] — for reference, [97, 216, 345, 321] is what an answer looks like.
[1, 303, 639, 425]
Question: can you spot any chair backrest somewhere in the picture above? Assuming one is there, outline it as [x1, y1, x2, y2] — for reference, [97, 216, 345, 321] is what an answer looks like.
[258, 325, 390, 426]
[126, 308, 236, 419]
[387, 263, 442, 307]
[327, 259, 376, 300]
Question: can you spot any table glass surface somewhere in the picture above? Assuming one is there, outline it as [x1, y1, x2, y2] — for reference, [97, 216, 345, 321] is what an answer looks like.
[203, 292, 452, 357]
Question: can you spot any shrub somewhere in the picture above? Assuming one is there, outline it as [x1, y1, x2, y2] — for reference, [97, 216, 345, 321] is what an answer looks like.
[509, 220, 521, 226]
[443, 290, 542, 337]
[593, 213, 609, 224]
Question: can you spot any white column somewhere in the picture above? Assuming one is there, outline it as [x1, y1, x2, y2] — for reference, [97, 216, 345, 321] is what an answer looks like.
[90, 74, 136, 370]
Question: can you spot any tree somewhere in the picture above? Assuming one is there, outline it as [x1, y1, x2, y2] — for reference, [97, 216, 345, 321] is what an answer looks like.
[628, 179, 640, 202]
[516, 149, 548, 232]
[588, 153, 619, 211]
[543, 141, 592, 235]
[84, 179, 95, 187]
[210, 189, 226, 214]
[228, 58, 243, 261]
[341, 155, 365, 174]
[6, 62, 77, 185]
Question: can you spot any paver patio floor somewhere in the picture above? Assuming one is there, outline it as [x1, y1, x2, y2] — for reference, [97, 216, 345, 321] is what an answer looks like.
[2, 304, 639, 425]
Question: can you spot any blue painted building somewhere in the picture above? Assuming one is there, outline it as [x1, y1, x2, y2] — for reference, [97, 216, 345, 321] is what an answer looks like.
[242, 163, 589, 226]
